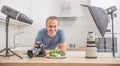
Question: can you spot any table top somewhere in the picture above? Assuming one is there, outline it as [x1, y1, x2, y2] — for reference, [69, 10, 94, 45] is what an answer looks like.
[0, 50, 120, 64]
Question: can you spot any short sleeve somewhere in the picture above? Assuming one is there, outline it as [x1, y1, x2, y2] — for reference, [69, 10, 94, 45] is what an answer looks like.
[58, 29, 66, 44]
[35, 30, 43, 43]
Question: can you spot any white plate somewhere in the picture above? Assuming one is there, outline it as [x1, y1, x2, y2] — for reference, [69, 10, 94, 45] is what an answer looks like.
[46, 55, 66, 59]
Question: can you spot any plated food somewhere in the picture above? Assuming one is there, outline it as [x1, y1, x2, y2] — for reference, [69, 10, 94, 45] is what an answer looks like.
[46, 50, 66, 59]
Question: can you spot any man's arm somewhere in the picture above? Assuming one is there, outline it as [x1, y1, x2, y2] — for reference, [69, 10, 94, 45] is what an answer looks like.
[45, 42, 66, 54]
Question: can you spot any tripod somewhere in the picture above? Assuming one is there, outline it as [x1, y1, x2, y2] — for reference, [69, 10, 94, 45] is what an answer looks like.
[0, 16, 23, 59]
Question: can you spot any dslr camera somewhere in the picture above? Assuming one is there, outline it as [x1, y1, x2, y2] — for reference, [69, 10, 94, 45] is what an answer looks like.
[27, 43, 46, 58]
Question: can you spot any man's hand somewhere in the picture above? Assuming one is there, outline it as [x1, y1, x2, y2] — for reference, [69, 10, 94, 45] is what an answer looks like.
[58, 42, 66, 51]
[45, 50, 51, 55]
[32, 43, 38, 48]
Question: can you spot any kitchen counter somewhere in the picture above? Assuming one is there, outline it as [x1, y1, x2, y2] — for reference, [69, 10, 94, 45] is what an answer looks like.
[67, 48, 85, 51]
[0, 50, 120, 66]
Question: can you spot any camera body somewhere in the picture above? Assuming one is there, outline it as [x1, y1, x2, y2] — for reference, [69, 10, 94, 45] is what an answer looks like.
[27, 43, 46, 58]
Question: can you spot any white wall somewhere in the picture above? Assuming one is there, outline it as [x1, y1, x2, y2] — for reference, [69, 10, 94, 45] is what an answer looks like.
[17, 0, 90, 48]
[58, 0, 90, 17]
[59, 17, 90, 48]
[0, 22, 20, 49]
[0, 0, 32, 18]
[56, 0, 91, 48]
[0, 0, 90, 49]
[91, 0, 119, 9]
[13, 0, 61, 47]
[0, 22, 6, 49]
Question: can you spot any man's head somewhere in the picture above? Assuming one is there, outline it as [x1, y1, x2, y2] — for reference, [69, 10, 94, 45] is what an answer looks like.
[46, 16, 59, 37]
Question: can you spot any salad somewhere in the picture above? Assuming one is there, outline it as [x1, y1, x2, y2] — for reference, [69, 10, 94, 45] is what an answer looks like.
[49, 50, 66, 57]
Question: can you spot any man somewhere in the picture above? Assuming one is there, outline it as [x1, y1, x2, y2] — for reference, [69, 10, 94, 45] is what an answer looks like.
[33, 16, 66, 54]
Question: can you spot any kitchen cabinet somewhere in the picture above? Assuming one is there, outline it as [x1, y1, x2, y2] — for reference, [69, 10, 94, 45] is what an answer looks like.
[96, 37, 117, 52]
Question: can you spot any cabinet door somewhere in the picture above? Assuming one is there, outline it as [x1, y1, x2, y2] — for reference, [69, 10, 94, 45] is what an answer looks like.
[97, 38, 117, 52]
[105, 38, 117, 52]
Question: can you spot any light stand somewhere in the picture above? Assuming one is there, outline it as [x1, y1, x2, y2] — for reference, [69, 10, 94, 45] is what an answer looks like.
[0, 16, 23, 59]
[106, 6, 117, 57]
[110, 13, 115, 57]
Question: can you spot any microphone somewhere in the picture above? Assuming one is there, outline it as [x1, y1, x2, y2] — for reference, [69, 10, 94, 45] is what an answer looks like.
[1, 5, 33, 24]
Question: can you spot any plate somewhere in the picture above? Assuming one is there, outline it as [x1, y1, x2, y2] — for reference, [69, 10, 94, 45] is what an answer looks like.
[46, 55, 66, 59]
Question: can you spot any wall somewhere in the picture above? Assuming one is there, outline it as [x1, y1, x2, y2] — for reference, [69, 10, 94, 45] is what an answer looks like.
[17, 0, 90, 48]
[0, 22, 6, 49]
[0, 0, 32, 18]
[58, 0, 90, 17]
[0, 22, 20, 49]
[56, 0, 91, 48]
[12, 0, 61, 47]
[59, 17, 90, 48]
[0, 0, 90, 49]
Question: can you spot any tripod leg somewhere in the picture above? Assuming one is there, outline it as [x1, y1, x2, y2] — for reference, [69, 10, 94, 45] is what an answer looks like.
[0, 48, 6, 53]
[0, 48, 6, 56]
[7, 49, 15, 57]
[9, 49, 23, 59]
[0, 48, 13, 57]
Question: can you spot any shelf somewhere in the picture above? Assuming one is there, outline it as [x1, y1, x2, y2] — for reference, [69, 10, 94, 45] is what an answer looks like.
[57, 17, 77, 20]
[0, 16, 31, 26]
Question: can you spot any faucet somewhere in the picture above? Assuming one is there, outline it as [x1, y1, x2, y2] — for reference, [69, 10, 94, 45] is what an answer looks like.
[13, 32, 24, 48]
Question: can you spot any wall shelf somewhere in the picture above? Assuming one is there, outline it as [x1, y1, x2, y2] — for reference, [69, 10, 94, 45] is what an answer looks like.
[57, 17, 77, 20]
[0, 16, 31, 26]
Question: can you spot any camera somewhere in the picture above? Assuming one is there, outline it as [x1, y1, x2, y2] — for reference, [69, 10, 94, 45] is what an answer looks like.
[27, 43, 46, 58]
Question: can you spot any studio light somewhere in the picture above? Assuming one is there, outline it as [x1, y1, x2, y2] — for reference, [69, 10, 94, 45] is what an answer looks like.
[0, 5, 33, 59]
[106, 6, 117, 15]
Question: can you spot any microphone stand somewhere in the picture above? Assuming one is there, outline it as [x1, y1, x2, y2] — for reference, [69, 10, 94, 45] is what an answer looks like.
[0, 16, 23, 59]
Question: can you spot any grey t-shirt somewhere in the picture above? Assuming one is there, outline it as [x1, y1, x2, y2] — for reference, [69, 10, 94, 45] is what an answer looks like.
[35, 28, 65, 50]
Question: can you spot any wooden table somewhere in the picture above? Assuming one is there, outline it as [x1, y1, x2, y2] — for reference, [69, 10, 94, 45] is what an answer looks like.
[0, 50, 120, 66]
